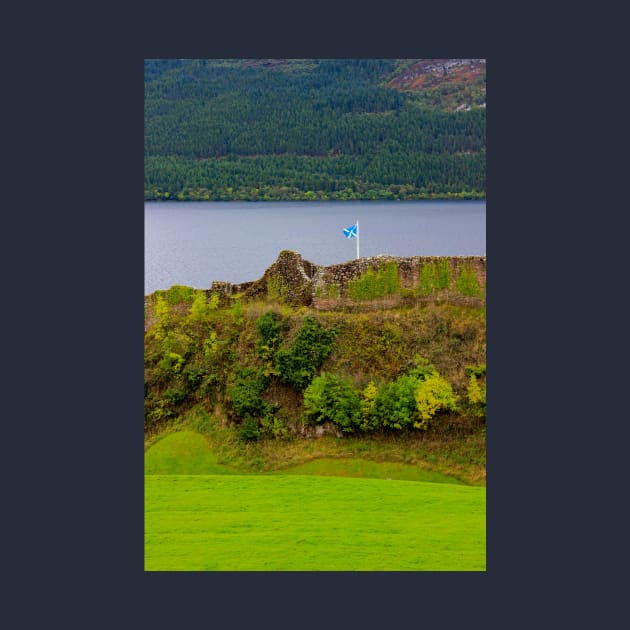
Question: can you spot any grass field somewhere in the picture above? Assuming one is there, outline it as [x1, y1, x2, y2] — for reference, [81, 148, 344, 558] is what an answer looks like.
[145, 432, 485, 571]
[145, 474, 485, 571]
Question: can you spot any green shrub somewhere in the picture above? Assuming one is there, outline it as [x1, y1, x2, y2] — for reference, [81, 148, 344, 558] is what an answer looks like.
[465, 365, 486, 418]
[152, 294, 170, 336]
[467, 374, 486, 405]
[238, 416, 260, 442]
[197, 372, 221, 401]
[372, 358, 458, 431]
[158, 351, 184, 374]
[160, 330, 193, 356]
[465, 364, 486, 378]
[302, 374, 328, 421]
[230, 299, 244, 322]
[407, 355, 438, 380]
[156, 285, 196, 305]
[275, 317, 336, 390]
[188, 289, 219, 321]
[260, 410, 290, 439]
[183, 364, 205, 388]
[256, 311, 283, 360]
[202, 331, 219, 358]
[256, 311, 282, 344]
[373, 374, 419, 430]
[228, 368, 269, 418]
[359, 380, 379, 431]
[302, 357, 458, 435]
[303, 373, 361, 433]
[163, 386, 187, 405]
[144, 398, 174, 428]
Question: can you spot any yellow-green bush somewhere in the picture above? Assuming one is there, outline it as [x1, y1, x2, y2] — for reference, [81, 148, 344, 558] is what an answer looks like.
[414, 374, 458, 429]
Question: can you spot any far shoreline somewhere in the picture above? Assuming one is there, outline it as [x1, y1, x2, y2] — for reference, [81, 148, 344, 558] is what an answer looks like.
[144, 196, 486, 203]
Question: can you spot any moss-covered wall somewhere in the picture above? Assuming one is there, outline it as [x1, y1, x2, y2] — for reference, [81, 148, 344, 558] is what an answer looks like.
[312, 254, 485, 302]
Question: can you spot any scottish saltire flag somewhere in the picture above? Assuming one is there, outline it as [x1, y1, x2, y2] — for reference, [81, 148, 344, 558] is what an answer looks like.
[343, 223, 358, 239]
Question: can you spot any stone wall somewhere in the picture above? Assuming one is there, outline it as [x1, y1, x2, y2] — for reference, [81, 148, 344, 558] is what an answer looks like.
[206, 250, 486, 307]
[313, 254, 485, 298]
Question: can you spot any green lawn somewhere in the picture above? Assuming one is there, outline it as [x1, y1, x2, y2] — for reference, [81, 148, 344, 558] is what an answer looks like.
[145, 474, 485, 571]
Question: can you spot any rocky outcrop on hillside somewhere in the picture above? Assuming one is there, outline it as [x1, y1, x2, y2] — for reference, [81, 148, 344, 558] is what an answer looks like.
[389, 59, 486, 91]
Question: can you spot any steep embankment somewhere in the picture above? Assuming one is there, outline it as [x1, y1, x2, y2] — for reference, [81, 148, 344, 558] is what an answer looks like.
[144, 252, 486, 483]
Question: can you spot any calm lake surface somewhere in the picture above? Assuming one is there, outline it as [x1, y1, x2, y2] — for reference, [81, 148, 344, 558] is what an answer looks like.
[144, 200, 485, 295]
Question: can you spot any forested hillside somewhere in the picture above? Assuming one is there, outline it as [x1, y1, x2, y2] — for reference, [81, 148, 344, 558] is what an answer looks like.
[144, 59, 486, 201]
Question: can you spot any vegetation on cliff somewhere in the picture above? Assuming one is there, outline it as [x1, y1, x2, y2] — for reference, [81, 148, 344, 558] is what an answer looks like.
[144, 59, 486, 201]
[144, 253, 486, 484]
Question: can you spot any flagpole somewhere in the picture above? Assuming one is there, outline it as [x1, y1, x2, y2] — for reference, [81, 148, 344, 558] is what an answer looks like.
[357, 219, 360, 259]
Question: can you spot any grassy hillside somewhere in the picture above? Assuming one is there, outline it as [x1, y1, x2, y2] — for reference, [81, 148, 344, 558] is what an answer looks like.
[144, 254, 486, 485]
[144, 58, 486, 201]
[145, 430, 467, 483]
[145, 424, 485, 485]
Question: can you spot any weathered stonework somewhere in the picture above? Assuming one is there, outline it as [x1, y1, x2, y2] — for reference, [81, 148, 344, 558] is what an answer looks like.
[313, 255, 485, 295]
[147, 250, 486, 310]
[202, 250, 318, 306]
[240, 250, 319, 306]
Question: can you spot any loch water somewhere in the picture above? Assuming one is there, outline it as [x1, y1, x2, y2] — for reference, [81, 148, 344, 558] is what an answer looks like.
[144, 200, 486, 295]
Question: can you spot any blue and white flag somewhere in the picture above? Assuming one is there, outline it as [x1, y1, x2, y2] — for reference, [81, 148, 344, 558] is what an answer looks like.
[343, 223, 358, 239]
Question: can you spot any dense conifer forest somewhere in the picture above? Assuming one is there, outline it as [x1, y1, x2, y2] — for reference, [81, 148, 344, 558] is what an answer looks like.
[144, 59, 486, 201]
